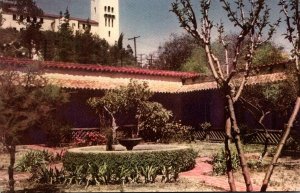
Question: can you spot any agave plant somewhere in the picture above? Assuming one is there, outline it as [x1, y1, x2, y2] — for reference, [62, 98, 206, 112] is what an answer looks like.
[140, 165, 158, 184]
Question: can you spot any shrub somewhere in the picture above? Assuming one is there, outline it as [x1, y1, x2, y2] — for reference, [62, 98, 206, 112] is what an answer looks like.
[43, 120, 71, 147]
[160, 121, 194, 143]
[16, 150, 55, 172]
[32, 163, 176, 186]
[212, 149, 240, 176]
[247, 159, 266, 172]
[63, 147, 197, 176]
[139, 102, 172, 142]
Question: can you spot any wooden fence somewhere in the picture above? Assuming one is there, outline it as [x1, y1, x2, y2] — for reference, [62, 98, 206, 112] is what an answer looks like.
[70, 128, 299, 146]
[193, 129, 300, 145]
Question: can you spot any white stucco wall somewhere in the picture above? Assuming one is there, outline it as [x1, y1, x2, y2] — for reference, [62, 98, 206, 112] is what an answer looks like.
[1, 0, 120, 45]
[90, 0, 120, 45]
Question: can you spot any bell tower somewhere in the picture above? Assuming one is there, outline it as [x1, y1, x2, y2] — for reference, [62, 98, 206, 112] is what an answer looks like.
[90, 0, 120, 45]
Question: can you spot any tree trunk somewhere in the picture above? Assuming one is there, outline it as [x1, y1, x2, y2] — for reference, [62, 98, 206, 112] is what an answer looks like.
[261, 96, 300, 192]
[7, 144, 16, 193]
[225, 116, 237, 191]
[227, 95, 253, 192]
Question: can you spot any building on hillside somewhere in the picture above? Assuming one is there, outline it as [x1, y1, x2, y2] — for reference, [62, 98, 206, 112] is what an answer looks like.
[0, 0, 119, 45]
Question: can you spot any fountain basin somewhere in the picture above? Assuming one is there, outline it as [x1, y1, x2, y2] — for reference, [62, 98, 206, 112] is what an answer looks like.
[118, 138, 142, 150]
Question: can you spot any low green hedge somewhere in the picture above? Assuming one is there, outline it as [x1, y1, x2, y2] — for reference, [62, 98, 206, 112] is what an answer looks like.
[63, 147, 197, 174]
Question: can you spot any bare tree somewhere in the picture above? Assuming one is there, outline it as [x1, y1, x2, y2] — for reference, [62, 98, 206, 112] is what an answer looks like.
[260, 0, 300, 191]
[171, 0, 279, 191]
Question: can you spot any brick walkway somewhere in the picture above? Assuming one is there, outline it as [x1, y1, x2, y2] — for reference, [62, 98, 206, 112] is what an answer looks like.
[180, 157, 261, 192]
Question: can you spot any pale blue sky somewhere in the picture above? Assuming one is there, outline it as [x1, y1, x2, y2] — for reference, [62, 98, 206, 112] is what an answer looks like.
[35, 0, 290, 59]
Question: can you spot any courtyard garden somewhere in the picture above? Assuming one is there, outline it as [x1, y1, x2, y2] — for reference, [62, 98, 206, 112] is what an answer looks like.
[0, 142, 300, 192]
[2, 0, 300, 192]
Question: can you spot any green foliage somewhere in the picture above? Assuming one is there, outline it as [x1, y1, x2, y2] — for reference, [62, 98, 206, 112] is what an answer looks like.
[16, 150, 55, 172]
[160, 121, 194, 143]
[0, 67, 69, 147]
[32, 163, 175, 186]
[0, 28, 24, 58]
[212, 149, 240, 176]
[181, 47, 210, 74]
[199, 122, 211, 131]
[32, 165, 66, 185]
[253, 42, 288, 66]
[242, 79, 297, 118]
[74, 31, 109, 64]
[32, 148, 196, 186]
[54, 9, 75, 62]
[161, 165, 180, 183]
[88, 80, 193, 143]
[139, 102, 172, 142]
[88, 80, 173, 140]
[153, 33, 198, 71]
[247, 159, 266, 172]
[88, 80, 153, 121]
[63, 148, 197, 176]
[20, 22, 44, 58]
[30, 147, 197, 186]
[140, 165, 158, 184]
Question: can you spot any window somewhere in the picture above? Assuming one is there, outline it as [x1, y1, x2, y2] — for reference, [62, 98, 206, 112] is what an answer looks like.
[108, 31, 111, 37]
[112, 19, 114, 27]
[104, 6, 107, 11]
[13, 14, 17, 20]
[33, 17, 37, 23]
[112, 7, 114, 13]
[72, 23, 75, 29]
[108, 6, 110, 12]
[83, 24, 86, 29]
[108, 18, 110, 27]
[105, 18, 107, 26]
[94, 7, 96, 14]
[40, 18, 44, 23]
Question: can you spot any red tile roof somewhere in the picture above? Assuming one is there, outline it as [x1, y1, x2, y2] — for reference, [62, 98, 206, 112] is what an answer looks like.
[0, 57, 200, 79]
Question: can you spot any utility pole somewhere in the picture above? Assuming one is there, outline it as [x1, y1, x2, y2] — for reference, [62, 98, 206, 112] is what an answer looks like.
[128, 36, 140, 65]
[147, 54, 154, 67]
[139, 54, 145, 66]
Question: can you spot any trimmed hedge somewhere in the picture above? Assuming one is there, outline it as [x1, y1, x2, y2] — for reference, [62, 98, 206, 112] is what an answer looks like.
[63, 147, 197, 174]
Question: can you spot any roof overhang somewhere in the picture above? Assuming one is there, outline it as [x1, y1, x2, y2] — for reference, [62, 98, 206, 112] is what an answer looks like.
[0, 57, 290, 94]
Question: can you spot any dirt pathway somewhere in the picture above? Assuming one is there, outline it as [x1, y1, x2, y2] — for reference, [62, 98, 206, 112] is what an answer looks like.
[180, 157, 261, 191]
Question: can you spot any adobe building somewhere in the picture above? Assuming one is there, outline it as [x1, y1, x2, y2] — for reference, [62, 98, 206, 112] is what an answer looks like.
[0, 57, 289, 135]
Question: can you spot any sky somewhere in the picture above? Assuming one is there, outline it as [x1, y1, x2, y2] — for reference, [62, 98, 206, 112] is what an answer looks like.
[35, 0, 291, 60]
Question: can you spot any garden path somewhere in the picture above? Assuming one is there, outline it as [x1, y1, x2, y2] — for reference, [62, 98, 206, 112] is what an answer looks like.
[180, 157, 261, 191]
